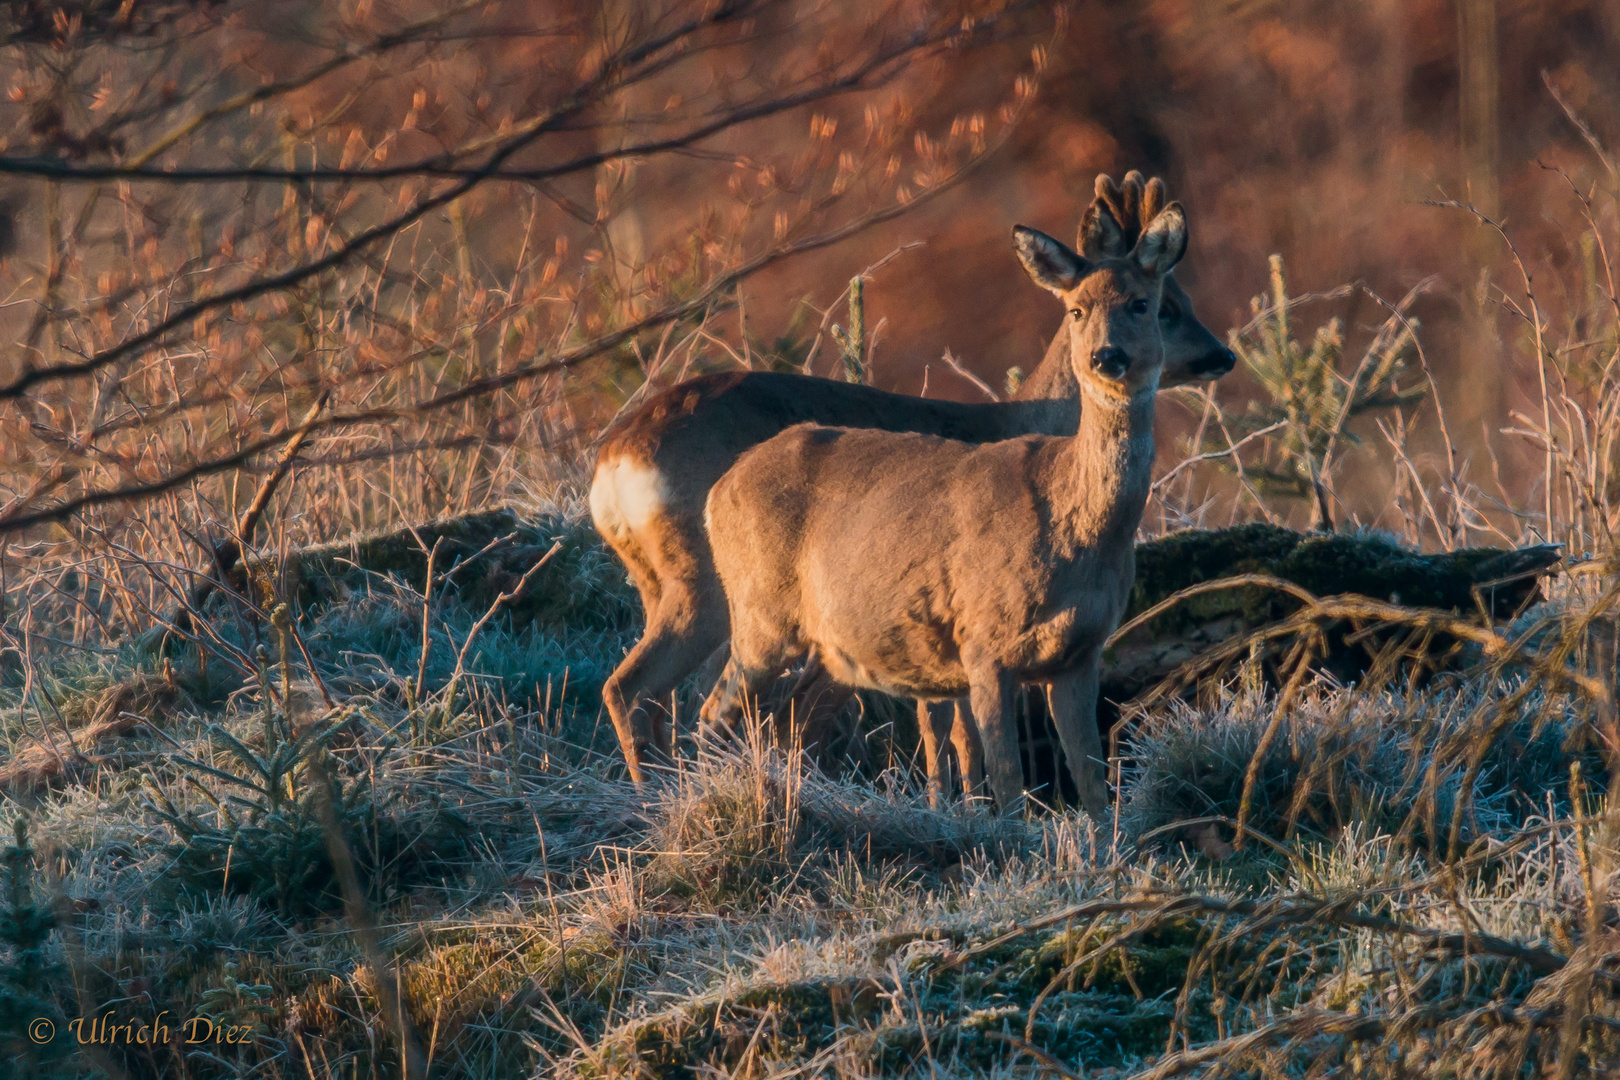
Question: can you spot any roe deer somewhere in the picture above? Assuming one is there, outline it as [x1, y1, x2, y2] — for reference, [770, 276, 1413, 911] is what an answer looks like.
[917, 172, 1203, 805]
[590, 174, 1229, 784]
[699, 200, 1190, 815]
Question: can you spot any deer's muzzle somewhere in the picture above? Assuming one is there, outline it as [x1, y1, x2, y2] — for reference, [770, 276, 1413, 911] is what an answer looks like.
[1091, 346, 1130, 378]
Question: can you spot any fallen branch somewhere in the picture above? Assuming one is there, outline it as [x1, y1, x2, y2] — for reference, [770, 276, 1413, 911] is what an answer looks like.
[1105, 572, 1606, 705]
[1126, 1010, 1388, 1080]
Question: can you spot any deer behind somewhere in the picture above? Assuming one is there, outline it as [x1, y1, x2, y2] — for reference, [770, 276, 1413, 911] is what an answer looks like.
[589, 174, 1230, 783]
[700, 201, 1189, 814]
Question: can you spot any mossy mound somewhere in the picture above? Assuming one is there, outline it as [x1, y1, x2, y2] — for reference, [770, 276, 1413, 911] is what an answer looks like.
[233, 507, 640, 634]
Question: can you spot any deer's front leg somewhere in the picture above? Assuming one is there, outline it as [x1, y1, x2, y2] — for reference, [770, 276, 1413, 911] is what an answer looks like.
[1046, 654, 1109, 818]
[968, 667, 1024, 815]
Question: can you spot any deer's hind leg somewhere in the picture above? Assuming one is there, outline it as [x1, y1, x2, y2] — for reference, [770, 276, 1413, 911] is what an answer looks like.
[698, 654, 801, 745]
[916, 699, 983, 805]
[769, 660, 854, 760]
[698, 619, 800, 742]
[918, 700, 951, 807]
[601, 514, 729, 783]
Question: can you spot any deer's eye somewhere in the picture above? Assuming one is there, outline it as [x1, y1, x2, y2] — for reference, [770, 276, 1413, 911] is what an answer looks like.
[1069, 305, 1087, 321]
[1130, 298, 1151, 316]
[1159, 303, 1179, 323]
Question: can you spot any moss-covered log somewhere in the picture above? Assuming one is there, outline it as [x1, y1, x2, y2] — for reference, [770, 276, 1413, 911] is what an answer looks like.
[233, 508, 640, 636]
[1104, 522, 1560, 703]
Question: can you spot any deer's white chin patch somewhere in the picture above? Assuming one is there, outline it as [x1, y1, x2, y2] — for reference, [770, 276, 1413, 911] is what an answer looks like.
[590, 456, 671, 538]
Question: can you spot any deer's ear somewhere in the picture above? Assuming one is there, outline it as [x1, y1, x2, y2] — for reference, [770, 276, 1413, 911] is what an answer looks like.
[1078, 201, 1128, 259]
[1014, 226, 1088, 295]
[1132, 202, 1188, 277]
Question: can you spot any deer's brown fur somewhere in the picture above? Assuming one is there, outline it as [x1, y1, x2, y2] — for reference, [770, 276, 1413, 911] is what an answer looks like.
[589, 174, 1228, 784]
[699, 203, 1189, 814]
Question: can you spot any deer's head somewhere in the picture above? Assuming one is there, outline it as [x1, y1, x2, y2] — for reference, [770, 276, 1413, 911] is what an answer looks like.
[1083, 173, 1233, 384]
[1013, 201, 1189, 403]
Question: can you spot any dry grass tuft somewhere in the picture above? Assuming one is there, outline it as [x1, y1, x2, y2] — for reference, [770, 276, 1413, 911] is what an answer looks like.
[0, 669, 193, 792]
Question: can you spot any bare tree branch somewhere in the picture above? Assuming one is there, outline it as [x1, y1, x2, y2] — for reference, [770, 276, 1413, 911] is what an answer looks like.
[0, 109, 1016, 533]
[0, 6, 985, 402]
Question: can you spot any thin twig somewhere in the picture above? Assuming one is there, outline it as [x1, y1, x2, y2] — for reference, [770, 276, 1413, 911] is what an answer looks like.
[938, 348, 1000, 402]
[172, 391, 328, 634]
[441, 541, 563, 718]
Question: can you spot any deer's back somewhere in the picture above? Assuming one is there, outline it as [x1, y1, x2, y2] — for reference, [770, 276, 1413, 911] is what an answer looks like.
[596, 371, 1073, 519]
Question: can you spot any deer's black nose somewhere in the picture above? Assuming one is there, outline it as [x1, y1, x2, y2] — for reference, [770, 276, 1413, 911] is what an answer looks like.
[1091, 346, 1129, 378]
[1192, 346, 1237, 377]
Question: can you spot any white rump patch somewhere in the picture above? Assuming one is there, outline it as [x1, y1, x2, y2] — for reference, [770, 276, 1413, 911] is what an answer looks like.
[589, 456, 671, 539]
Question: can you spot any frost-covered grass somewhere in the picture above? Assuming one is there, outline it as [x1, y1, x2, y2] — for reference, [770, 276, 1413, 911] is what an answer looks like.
[2, 508, 1618, 1079]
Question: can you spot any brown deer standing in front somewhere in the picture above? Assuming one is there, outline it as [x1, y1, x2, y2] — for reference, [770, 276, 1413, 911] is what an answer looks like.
[590, 174, 1229, 785]
[699, 200, 1189, 815]
[916, 174, 1199, 804]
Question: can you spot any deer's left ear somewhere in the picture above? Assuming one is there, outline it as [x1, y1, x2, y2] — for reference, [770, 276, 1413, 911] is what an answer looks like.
[1014, 226, 1089, 295]
[1132, 202, 1188, 277]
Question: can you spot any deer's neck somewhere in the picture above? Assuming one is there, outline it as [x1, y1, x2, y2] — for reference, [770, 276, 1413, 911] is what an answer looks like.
[1006, 327, 1081, 436]
[1052, 386, 1155, 547]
